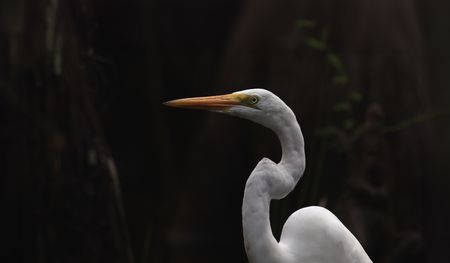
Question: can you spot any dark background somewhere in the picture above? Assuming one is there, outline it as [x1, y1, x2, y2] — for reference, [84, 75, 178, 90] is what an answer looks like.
[1, 0, 449, 262]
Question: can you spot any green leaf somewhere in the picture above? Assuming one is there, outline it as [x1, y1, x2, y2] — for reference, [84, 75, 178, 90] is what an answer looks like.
[326, 53, 344, 72]
[383, 110, 450, 133]
[343, 119, 354, 130]
[332, 75, 348, 85]
[333, 102, 351, 112]
[317, 127, 341, 137]
[348, 91, 363, 103]
[321, 26, 330, 43]
[297, 19, 316, 29]
[305, 37, 326, 51]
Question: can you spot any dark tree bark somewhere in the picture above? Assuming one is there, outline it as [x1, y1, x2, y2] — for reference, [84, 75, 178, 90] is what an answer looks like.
[0, 1, 133, 262]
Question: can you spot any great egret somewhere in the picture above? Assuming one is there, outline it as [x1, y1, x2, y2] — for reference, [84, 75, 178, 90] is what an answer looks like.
[164, 89, 372, 263]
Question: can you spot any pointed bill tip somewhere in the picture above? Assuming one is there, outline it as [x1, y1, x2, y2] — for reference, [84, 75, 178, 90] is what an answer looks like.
[162, 100, 176, 107]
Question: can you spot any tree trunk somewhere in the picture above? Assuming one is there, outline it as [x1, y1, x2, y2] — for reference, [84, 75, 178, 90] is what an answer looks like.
[0, 0, 133, 262]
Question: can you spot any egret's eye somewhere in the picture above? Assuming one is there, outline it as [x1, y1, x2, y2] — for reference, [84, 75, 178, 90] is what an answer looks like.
[249, 96, 259, 105]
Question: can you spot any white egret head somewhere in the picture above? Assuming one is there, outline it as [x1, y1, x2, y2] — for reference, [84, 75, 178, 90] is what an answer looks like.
[164, 88, 295, 131]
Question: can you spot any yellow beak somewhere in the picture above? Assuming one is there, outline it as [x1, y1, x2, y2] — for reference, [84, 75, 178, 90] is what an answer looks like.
[163, 93, 243, 111]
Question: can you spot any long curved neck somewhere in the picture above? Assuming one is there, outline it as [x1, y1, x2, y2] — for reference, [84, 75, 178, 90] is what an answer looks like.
[242, 110, 305, 262]
[276, 113, 305, 183]
[242, 181, 278, 262]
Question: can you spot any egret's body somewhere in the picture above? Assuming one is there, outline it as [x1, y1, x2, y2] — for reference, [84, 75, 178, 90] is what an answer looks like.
[165, 89, 372, 263]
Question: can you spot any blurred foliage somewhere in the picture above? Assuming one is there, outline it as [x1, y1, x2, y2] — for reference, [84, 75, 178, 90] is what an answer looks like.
[383, 110, 450, 133]
[296, 19, 364, 204]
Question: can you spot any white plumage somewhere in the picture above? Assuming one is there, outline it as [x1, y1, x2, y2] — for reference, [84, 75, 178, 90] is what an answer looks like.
[165, 88, 372, 263]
